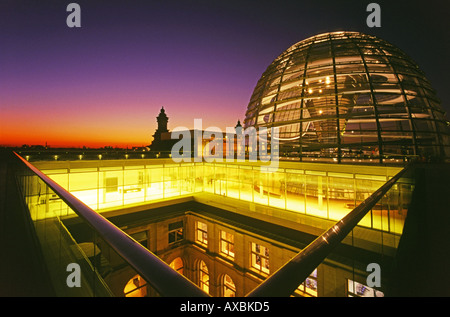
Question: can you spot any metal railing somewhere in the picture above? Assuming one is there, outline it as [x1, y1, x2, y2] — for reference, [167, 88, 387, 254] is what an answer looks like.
[14, 152, 208, 297]
[246, 163, 411, 297]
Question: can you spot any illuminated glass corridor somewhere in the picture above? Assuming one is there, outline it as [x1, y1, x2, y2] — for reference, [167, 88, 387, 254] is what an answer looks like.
[29, 158, 412, 235]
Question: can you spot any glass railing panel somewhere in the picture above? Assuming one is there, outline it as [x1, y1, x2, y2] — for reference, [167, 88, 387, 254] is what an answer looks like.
[194, 163, 204, 192]
[16, 167, 113, 296]
[285, 170, 306, 213]
[267, 169, 286, 209]
[253, 169, 269, 206]
[305, 171, 328, 219]
[238, 165, 253, 202]
[223, 165, 238, 199]
[327, 173, 355, 221]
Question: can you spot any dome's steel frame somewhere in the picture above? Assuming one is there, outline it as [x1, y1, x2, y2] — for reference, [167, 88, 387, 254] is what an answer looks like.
[244, 32, 450, 164]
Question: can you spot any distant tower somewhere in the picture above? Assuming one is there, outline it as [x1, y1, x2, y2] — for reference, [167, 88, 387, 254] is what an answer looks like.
[150, 107, 175, 154]
[152, 107, 169, 143]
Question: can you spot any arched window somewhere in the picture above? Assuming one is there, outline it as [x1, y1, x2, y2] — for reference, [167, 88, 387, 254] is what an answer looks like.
[198, 260, 209, 294]
[222, 274, 236, 297]
[169, 257, 184, 275]
[123, 274, 147, 297]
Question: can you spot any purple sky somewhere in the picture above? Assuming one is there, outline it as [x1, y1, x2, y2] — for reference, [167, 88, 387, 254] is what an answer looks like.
[1, 0, 448, 148]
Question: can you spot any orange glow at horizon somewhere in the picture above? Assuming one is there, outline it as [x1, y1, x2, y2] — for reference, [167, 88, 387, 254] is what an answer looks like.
[0, 101, 245, 148]
[1, 111, 149, 148]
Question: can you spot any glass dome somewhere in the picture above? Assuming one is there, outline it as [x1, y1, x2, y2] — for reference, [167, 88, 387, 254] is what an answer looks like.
[243, 31, 450, 163]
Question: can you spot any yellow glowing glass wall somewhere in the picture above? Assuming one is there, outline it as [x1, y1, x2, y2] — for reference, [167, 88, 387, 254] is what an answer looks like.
[39, 160, 412, 235]
[41, 162, 201, 214]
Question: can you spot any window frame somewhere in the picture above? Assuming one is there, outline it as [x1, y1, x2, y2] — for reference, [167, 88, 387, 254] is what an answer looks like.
[220, 230, 235, 258]
[250, 242, 270, 275]
[195, 221, 208, 246]
[168, 220, 184, 245]
[295, 268, 318, 297]
[199, 260, 209, 294]
[347, 279, 384, 297]
[222, 274, 236, 297]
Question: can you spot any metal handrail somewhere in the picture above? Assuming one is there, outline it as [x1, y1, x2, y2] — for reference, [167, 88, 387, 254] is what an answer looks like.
[246, 164, 411, 297]
[14, 152, 208, 297]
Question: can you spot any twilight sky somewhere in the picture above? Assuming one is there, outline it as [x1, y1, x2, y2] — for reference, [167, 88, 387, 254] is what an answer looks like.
[1, 0, 449, 148]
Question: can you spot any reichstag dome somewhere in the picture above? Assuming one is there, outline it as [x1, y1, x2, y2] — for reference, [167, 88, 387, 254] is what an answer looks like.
[243, 31, 450, 163]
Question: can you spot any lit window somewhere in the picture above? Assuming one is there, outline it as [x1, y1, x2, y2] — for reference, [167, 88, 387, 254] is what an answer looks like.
[124, 275, 147, 297]
[169, 257, 184, 275]
[220, 230, 235, 258]
[296, 268, 318, 297]
[196, 221, 208, 246]
[168, 221, 183, 244]
[199, 260, 209, 294]
[251, 242, 270, 274]
[222, 274, 236, 297]
[347, 279, 384, 297]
